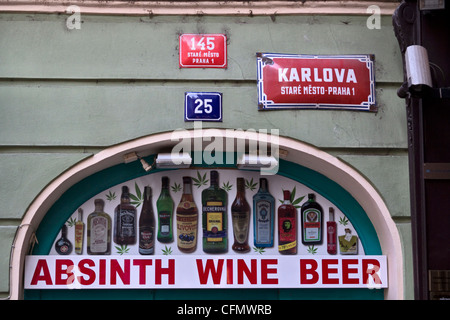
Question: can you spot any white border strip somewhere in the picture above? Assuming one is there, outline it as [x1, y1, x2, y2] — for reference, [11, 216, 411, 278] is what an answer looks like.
[0, 1, 397, 16]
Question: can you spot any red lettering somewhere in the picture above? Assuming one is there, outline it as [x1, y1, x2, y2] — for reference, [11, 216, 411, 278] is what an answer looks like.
[227, 259, 233, 284]
[300, 259, 319, 284]
[196, 259, 224, 285]
[322, 259, 339, 284]
[78, 259, 96, 285]
[155, 259, 175, 285]
[99, 259, 106, 285]
[342, 259, 359, 284]
[110, 259, 130, 285]
[362, 259, 382, 285]
[133, 259, 153, 285]
[30, 259, 53, 285]
[55, 259, 73, 285]
[237, 259, 257, 285]
[261, 259, 278, 285]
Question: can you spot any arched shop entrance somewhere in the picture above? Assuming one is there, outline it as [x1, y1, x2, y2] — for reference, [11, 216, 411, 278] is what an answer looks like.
[10, 130, 403, 300]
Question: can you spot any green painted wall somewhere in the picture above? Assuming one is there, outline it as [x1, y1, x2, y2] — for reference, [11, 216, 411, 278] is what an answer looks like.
[0, 12, 412, 298]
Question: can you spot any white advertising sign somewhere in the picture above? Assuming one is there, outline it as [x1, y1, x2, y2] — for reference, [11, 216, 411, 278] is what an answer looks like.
[24, 255, 387, 289]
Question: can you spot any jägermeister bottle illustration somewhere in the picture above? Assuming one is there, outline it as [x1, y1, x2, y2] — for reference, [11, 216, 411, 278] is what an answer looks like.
[253, 178, 275, 247]
[301, 193, 323, 245]
[202, 170, 228, 253]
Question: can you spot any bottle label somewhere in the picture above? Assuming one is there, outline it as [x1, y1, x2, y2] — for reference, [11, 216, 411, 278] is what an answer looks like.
[279, 216, 296, 242]
[278, 240, 297, 251]
[203, 201, 226, 242]
[159, 211, 171, 235]
[119, 209, 136, 238]
[90, 216, 108, 252]
[255, 200, 271, 244]
[75, 223, 84, 252]
[302, 208, 322, 242]
[139, 226, 155, 254]
[177, 214, 198, 249]
[232, 211, 249, 244]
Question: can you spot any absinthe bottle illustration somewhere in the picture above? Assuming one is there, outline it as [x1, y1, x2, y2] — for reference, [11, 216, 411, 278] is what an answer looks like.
[176, 177, 198, 253]
[231, 177, 250, 253]
[157, 176, 174, 243]
[114, 186, 137, 245]
[301, 193, 323, 245]
[202, 170, 228, 253]
[74, 208, 85, 254]
[87, 199, 112, 255]
[139, 186, 156, 255]
[253, 178, 275, 247]
[278, 190, 297, 254]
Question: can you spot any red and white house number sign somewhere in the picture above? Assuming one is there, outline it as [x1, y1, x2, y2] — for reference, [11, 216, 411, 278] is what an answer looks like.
[179, 34, 227, 68]
[257, 53, 376, 111]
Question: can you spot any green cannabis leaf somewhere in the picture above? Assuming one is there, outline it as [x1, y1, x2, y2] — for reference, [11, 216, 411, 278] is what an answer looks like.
[129, 182, 143, 207]
[245, 178, 258, 191]
[339, 216, 349, 226]
[66, 217, 77, 227]
[192, 171, 208, 188]
[115, 245, 130, 255]
[106, 190, 116, 201]
[221, 181, 233, 192]
[253, 247, 266, 254]
[307, 245, 318, 255]
[171, 182, 182, 193]
[278, 186, 305, 208]
[162, 245, 173, 255]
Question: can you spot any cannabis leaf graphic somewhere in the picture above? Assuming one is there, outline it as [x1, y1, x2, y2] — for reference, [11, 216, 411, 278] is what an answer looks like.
[339, 216, 349, 226]
[278, 186, 305, 208]
[253, 247, 266, 254]
[115, 245, 130, 255]
[129, 182, 143, 207]
[171, 182, 182, 193]
[307, 245, 318, 255]
[192, 171, 208, 188]
[221, 181, 233, 192]
[67, 217, 77, 227]
[245, 178, 258, 191]
[106, 190, 116, 201]
[162, 245, 173, 255]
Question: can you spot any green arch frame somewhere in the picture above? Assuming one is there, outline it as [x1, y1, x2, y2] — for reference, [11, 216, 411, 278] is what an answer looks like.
[25, 154, 383, 300]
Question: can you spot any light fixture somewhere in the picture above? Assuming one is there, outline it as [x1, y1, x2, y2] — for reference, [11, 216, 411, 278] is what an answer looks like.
[405, 45, 433, 94]
[155, 152, 192, 169]
[139, 156, 154, 172]
[237, 154, 278, 171]
[123, 152, 192, 172]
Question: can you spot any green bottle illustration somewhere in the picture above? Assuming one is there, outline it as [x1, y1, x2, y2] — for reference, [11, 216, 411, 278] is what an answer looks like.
[202, 170, 228, 253]
[157, 176, 174, 243]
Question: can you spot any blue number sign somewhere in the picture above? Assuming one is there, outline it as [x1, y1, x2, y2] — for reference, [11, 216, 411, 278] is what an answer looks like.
[185, 92, 222, 122]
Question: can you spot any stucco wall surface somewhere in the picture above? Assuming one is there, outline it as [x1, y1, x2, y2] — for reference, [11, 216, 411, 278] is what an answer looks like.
[0, 12, 412, 298]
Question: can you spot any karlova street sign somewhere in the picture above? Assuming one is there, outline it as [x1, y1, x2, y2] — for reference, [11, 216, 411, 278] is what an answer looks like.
[257, 53, 376, 111]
